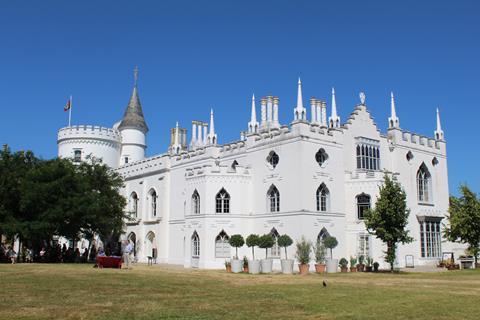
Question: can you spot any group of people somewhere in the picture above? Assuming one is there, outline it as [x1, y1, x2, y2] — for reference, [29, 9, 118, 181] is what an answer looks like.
[0, 244, 18, 264]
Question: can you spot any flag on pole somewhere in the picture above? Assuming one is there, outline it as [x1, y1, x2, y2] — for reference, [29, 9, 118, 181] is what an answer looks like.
[64, 98, 71, 111]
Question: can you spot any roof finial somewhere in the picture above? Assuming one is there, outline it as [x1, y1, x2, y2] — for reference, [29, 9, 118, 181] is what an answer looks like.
[434, 107, 444, 140]
[388, 91, 400, 129]
[134, 66, 139, 87]
[328, 87, 340, 128]
[293, 77, 306, 121]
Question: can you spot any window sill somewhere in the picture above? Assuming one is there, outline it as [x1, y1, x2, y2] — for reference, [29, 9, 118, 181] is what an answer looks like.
[418, 202, 434, 207]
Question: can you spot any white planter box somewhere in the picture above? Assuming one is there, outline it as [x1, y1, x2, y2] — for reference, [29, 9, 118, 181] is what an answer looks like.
[326, 258, 338, 273]
[231, 259, 243, 273]
[261, 259, 273, 273]
[248, 260, 260, 274]
[281, 259, 294, 274]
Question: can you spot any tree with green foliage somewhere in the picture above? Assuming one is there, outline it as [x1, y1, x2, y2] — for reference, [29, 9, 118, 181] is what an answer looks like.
[228, 234, 244, 259]
[277, 234, 293, 259]
[444, 185, 480, 265]
[323, 236, 338, 259]
[258, 234, 275, 259]
[246, 234, 259, 260]
[364, 174, 413, 271]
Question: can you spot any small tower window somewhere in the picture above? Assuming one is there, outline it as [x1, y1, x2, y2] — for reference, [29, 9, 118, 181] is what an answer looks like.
[316, 183, 329, 212]
[130, 192, 139, 218]
[149, 189, 157, 218]
[356, 193, 371, 220]
[125, 157, 129, 164]
[73, 150, 82, 163]
[432, 157, 439, 166]
[266, 151, 279, 169]
[215, 188, 230, 214]
[191, 190, 200, 214]
[406, 151, 414, 162]
[267, 185, 280, 213]
[417, 163, 432, 203]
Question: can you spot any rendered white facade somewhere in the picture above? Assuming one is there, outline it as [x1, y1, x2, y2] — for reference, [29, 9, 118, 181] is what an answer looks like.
[57, 76, 465, 270]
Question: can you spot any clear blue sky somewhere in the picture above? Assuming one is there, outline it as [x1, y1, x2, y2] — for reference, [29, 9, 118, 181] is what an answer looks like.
[0, 1, 478, 195]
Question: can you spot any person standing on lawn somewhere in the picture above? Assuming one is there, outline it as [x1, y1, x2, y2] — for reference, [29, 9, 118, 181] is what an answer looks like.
[123, 240, 134, 269]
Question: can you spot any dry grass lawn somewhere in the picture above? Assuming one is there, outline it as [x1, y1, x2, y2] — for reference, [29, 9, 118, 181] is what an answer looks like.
[0, 263, 479, 319]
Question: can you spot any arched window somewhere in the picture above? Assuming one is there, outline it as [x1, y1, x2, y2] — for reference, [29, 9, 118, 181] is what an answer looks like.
[317, 227, 330, 245]
[315, 148, 329, 167]
[148, 189, 157, 218]
[191, 190, 200, 214]
[356, 193, 371, 220]
[130, 192, 139, 218]
[215, 188, 230, 213]
[145, 231, 157, 259]
[417, 164, 431, 203]
[269, 228, 281, 258]
[356, 141, 380, 170]
[191, 231, 200, 258]
[266, 151, 279, 169]
[316, 183, 329, 212]
[215, 230, 230, 258]
[267, 185, 280, 213]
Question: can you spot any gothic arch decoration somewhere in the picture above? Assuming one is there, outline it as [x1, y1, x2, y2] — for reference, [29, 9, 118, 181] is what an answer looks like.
[148, 188, 157, 218]
[269, 228, 281, 258]
[127, 232, 137, 257]
[145, 231, 157, 259]
[191, 231, 200, 258]
[266, 150, 279, 169]
[315, 148, 329, 167]
[317, 227, 330, 244]
[417, 163, 432, 202]
[191, 189, 200, 214]
[316, 183, 330, 212]
[215, 188, 230, 213]
[267, 184, 280, 213]
[129, 192, 139, 218]
[215, 230, 230, 258]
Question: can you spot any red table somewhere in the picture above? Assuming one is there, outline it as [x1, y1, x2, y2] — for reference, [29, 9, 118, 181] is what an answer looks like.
[96, 256, 122, 268]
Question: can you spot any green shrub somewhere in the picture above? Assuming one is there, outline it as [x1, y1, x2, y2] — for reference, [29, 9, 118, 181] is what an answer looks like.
[295, 236, 312, 265]
[350, 256, 357, 267]
[339, 258, 348, 268]
[277, 234, 293, 259]
[258, 234, 275, 259]
[358, 255, 365, 265]
[366, 256, 373, 267]
[246, 234, 259, 260]
[228, 234, 245, 259]
[313, 241, 326, 264]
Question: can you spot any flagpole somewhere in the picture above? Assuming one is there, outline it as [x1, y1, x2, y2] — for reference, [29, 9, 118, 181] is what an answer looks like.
[68, 95, 72, 127]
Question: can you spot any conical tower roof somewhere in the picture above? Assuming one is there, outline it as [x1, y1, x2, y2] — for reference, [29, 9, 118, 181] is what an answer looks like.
[118, 84, 149, 133]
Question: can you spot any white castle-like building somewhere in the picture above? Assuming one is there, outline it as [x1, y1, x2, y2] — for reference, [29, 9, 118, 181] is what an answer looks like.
[57, 71, 464, 269]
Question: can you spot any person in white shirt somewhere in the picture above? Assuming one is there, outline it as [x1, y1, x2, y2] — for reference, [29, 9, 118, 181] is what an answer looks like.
[123, 241, 134, 269]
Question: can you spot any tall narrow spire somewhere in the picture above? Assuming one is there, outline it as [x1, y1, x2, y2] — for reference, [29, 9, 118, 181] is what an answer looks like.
[328, 87, 340, 128]
[248, 94, 259, 133]
[171, 121, 181, 154]
[118, 67, 149, 133]
[208, 108, 217, 145]
[293, 77, 306, 121]
[434, 108, 444, 140]
[388, 92, 400, 129]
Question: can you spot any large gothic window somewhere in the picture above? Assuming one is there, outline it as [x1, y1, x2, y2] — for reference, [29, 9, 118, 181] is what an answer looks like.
[419, 218, 442, 258]
[417, 164, 431, 203]
[356, 193, 371, 220]
[316, 183, 329, 212]
[215, 230, 230, 258]
[356, 142, 380, 171]
[191, 231, 200, 258]
[215, 188, 230, 214]
[267, 185, 280, 213]
[191, 190, 200, 214]
[129, 192, 139, 218]
[148, 189, 157, 218]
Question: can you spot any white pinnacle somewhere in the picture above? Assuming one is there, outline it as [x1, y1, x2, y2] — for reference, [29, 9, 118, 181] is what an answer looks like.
[251, 94, 257, 123]
[391, 92, 397, 119]
[209, 108, 215, 137]
[296, 77, 303, 112]
[331, 87, 337, 118]
[436, 108, 442, 132]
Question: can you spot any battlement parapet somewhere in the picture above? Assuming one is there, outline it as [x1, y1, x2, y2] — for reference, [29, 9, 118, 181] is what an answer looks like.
[58, 125, 122, 142]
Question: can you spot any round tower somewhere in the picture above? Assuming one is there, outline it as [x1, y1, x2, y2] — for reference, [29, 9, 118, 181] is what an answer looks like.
[118, 67, 149, 165]
[57, 125, 122, 167]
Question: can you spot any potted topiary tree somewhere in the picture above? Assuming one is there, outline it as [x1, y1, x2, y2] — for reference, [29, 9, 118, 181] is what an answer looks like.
[324, 236, 338, 273]
[277, 234, 294, 274]
[357, 255, 365, 272]
[339, 258, 348, 272]
[246, 234, 260, 274]
[350, 256, 357, 272]
[313, 241, 326, 273]
[229, 234, 245, 273]
[258, 234, 275, 273]
[295, 236, 312, 275]
[373, 261, 379, 272]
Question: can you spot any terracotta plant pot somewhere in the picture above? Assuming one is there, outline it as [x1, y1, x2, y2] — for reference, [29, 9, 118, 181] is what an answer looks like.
[226, 265, 232, 273]
[350, 266, 357, 273]
[365, 266, 373, 272]
[243, 266, 249, 273]
[340, 267, 348, 273]
[298, 263, 309, 275]
[356, 264, 365, 272]
[315, 263, 326, 273]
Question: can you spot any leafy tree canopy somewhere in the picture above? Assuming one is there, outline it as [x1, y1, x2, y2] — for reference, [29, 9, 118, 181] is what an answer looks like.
[364, 174, 413, 271]
[444, 185, 480, 264]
